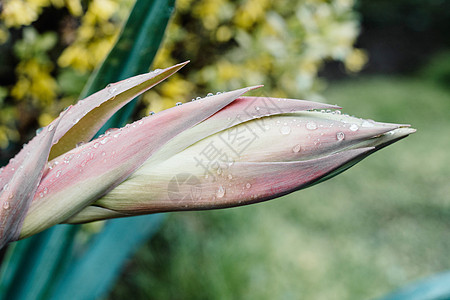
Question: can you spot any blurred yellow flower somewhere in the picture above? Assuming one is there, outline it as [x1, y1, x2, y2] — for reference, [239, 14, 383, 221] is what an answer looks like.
[1, 0, 40, 27]
[345, 48, 368, 73]
[12, 59, 57, 105]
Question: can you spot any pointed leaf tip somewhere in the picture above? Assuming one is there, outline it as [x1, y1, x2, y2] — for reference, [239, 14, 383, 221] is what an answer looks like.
[48, 62, 188, 160]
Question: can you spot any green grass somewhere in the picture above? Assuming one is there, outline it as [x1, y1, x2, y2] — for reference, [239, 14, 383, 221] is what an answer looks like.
[109, 76, 450, 300]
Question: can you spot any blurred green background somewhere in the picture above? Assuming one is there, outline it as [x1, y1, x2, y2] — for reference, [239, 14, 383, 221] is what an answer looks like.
[1, 0, 449, 299]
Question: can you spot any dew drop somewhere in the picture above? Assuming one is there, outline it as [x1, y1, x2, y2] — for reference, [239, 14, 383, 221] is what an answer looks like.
[3, 201, 10, 210]
[292, 144, 301, 153]
[149, 111, 155, 116]
[93, 142, 100, 149]
[73, 118, 80, 125]
[100, 137, 110, 145]
[362, 120, 374, 128]
[64, 153, 74, 163]
[8, 193, 13, 199]
[206, 93, 213, 97]
[280, 125, 291, 135]
[56, 170, 62, 178]
[349, 124, 359, 131]
[336, 132, 345, 141]
[216, 92, 222, 95]
[228, 174, 233, 180]
[196, 96, 202, 100]
[246, 183, 251, 189]
[107, 84, 117, 95]
[36, 127, 43, 135]
[216, 185, 226, 198]
[48, 124, 55, 131]
[138, 120, 143, 125]
[306, 122, 317, 130]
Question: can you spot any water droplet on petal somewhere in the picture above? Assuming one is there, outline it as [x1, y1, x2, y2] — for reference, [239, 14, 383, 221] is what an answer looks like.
[176, 102, 182, 106]
[107, 84, 117, 95]
[94, 142, 100, 148]
[216, 185, 225, 198]
[3, 201, 10, 210]
[246, 183, 251, 189]
[36, 127, 43, 135]
[349, 124, 359, 131]
[48, 124, 55, 131]
[216, 92, 222, 95]
[306, 122, 317, 130]
[196, 96, 202, 100]
[73, 118, 80, 125]
[362, 120, 374, 127]
[64, 153, 74, 163]
[56, 170, 61, 178]
[280, 125, 291, 135]
[100, 137, 110, 145]
[336, 132, 345, 141]
[292, 144, 301, 153]
[206, 93, 213, 97]
[227, 174, 233, 180]
[149, 111, 155, 116]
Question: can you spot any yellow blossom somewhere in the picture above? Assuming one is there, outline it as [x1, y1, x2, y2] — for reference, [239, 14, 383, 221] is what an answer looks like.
[1, 0, 40, 27]
[345, 48, 368, 73]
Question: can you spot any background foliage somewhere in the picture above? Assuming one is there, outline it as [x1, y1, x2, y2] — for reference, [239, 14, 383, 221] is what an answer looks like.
[0, 0, 364, 160]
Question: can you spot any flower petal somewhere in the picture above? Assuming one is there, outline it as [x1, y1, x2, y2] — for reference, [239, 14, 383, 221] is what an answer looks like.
[137, 97, 340, 167]
[48, 61, 189, 160]
[20, 86, 261, 238]
[0, 117, 62, 247]
[75, 147, 375, 217]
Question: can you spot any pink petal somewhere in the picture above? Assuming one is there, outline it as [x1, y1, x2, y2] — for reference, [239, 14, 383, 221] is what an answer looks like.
[87, 147, 374, 215]
[141, 97, 341, 162]
[49, 61, 189, 160]
[21, 86, 261, 238]
[0, 117, 61, 247]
